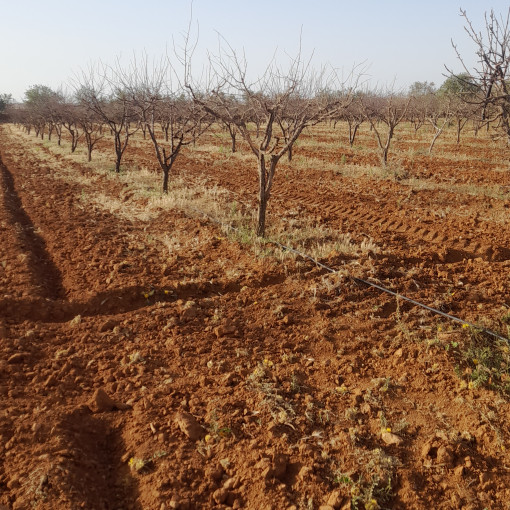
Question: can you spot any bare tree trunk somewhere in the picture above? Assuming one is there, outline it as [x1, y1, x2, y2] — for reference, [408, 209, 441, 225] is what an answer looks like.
[163, 167, 170, 193]
[381, 146, 389, 165]
[115, 153, 122, 173]
[380, 126, 394, 166]
[428, 115, 450, 154]
[349, 123, 359, 146]
[257, 192, 268, 238]
[114, 131, 123, 172]
[255, 154, 279, 237]
[56, 125, 63, 146]
[429, 129, 443, 154]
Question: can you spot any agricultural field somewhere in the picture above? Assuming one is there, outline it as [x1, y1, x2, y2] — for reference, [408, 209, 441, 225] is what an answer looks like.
[1, 120, 510, 510]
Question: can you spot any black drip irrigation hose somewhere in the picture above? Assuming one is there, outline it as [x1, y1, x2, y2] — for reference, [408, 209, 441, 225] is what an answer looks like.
[187, 206, 510, 344]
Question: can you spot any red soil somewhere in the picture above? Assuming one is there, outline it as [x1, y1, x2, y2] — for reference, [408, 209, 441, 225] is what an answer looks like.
[1, 124, 510, 510]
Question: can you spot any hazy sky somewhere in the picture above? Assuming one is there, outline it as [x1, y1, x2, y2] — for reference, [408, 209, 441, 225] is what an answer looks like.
[1, 0, 509, 101]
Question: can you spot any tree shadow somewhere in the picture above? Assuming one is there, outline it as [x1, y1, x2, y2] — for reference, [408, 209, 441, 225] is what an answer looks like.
[0, 155, 65, 300]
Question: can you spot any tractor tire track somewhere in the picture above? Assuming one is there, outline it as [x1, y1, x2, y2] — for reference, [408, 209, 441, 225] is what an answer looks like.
[183, 157, 510, 263]
[275, 180, 510, 262]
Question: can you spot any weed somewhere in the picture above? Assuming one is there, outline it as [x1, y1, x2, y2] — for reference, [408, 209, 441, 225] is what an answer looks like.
[128, 450, 167, 473]
[305, 402, 316, 423]
[208, 408, 233, 439]
[351, 448, 400, 509]
[451, 326, 510, 394]
[395, 298, 413, 343]
[290, 373, 302, 393]
[246, 363, 296, 427]
[22, 466, 50, 504]
[332, 470, 354, 487]
[318, 408, 332, 424]
[392, 418, 410, 435]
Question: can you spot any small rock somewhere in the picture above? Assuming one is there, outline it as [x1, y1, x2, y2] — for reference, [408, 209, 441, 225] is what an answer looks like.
[262, 466, 274, 480]
[351, 388, 363, 404]
[421, 442, 433, 458]
[435, 430, 448, 441]
[99, 319, 120, 332]
[297, 466, 312, 481]
[281, 315, 291, 325]
[90, 388, 116, 412]
[214, 323, 236, 338]
[174, 411, 205, 441]
[454, 465, 465, 478]
[319, 506, 335, 510]
[212, 488, 228, 504]
[436, 446, 454, 466]
[381, 431, 403, 445]
[394, 348, 404, 358]
[68, 315, 82, 327]
[7, 475, 20, 490]
[168, 498, 179, 509]
[326, 490, 347, 509]
[88, 388, 130, 413]
[7, 353, 27, 364]
[44, 374, 57, 387]
[223, 477, 239, 490]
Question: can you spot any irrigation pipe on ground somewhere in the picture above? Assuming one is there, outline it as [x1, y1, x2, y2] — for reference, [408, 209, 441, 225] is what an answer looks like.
[186, 206, 510, 344]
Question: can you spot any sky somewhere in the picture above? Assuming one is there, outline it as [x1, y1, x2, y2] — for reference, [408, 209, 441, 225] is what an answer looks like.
[1, 0, 509, 101]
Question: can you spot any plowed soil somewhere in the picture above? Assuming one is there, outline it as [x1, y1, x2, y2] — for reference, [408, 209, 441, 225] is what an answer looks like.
[1, 122, 510, 510]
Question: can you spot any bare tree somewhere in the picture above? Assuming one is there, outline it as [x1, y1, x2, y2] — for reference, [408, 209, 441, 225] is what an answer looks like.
[449, 8, 510, 144]
[407, 81, 436, 135]
[117, 56, 211, 193]
[343, 96, 365, 146]
[187, 42, 354, 237]
[76, 66, 139, 173]
[359, 92, 411, 166]
[61, 101, 82, 153]
[439, 74, 481, 143]
[217, 95, 241, 153]
[73, 94, 104, 162]
[426, 94, 453, 154]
